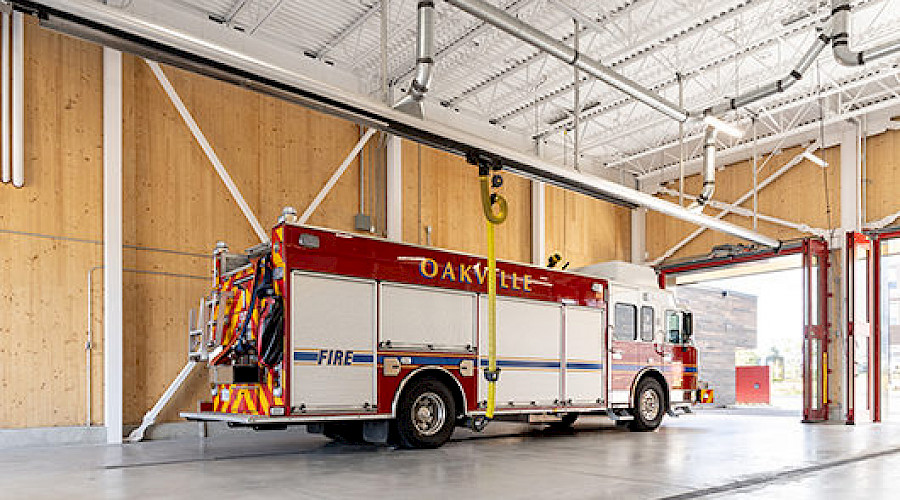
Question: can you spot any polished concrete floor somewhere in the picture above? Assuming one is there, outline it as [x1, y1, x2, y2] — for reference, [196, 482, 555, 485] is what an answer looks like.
[2, 410, 900, 499]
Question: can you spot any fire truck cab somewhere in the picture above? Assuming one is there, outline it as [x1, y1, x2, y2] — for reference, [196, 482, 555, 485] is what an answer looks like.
[182, 219, 702, 448]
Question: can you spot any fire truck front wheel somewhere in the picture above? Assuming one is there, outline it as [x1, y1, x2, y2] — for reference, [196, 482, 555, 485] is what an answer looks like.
[395, 378, 456, 449]
[629, 377, 665, 432]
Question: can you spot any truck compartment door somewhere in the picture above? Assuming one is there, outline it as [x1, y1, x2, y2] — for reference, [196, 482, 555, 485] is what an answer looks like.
[290, 272, 376, 412]
[478, 297, 562, 407]
[380, 283, 476, 350]
[564, 305, 605, 406]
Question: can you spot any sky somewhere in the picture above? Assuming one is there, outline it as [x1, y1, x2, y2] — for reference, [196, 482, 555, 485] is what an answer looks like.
[683, 267, 803, 361]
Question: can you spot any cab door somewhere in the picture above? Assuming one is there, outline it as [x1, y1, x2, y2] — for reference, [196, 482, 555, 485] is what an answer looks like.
[609, 300, 641, 405]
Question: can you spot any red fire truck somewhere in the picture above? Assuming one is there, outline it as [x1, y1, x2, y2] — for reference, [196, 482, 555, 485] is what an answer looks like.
[182, 218, 704, 448]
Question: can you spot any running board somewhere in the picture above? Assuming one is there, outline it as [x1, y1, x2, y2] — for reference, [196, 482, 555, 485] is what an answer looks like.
[607, 410, 634, 422]
[668, 405, 694, 417]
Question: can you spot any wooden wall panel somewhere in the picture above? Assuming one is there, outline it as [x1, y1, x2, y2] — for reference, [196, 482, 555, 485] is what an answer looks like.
[2, 21, 632, 429]
[121, 60, 366, 425]
[864, 129, 900, 222]
[0, 19, 103, 428]
[257, 92, 364, 231]
[544, 186, 631, 268]
[646, 144, 841, 262]
[401, 140, 532, 263]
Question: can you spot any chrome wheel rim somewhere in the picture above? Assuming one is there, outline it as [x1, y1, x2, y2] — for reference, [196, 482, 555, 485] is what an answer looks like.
[640, 388, 660, 421]
[412, 392, 446, 436]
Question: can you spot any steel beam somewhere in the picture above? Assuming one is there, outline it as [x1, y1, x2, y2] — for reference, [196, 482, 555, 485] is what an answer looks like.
[25, 0, 779, 249]
[386, 134, 403, 242]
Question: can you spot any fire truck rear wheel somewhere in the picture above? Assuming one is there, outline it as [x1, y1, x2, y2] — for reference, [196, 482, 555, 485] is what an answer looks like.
[396, 378, 456, 449]
[629, 378, 665, 432]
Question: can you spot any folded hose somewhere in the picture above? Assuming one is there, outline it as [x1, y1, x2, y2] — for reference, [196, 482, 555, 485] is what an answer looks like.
[258, 298, 284, 368]
[479, 173, 507, 419]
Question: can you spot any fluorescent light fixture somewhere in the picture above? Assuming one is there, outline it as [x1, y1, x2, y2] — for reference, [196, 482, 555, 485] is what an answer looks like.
[802, 151, 828, 168]
[703, 115, 744, 138]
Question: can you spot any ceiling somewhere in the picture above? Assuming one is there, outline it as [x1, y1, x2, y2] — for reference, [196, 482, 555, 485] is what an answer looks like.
[106, 0, 900, 187]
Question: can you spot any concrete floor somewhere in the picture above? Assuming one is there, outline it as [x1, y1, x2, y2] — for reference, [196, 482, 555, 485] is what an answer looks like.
[2, 410, 900, 499]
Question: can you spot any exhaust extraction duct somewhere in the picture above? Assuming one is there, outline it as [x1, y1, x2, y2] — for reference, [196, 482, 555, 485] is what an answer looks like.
[831, 0, 900, 66]
[443, 0, 690, 123]
[703, 31, 830, 115]
[15, 0, 781, 249]
[692, 126, 718, 211]
[394, 1, 434, 119]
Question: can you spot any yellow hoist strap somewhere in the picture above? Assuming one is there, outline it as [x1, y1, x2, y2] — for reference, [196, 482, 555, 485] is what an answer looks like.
[479, 174, 507, 419]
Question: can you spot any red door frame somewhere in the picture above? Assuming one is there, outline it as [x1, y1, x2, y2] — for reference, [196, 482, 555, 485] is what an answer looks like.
[657, 238, 830, 422]
[803, 238, 830, 422]
[863, 227, 900, 423]
[845, 231, 874, 424]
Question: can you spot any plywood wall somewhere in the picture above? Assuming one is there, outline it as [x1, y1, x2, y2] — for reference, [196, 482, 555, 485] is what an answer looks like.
[2, 20, 636, 429]
[0, 18, 104, 428]
[646, 143, 842, 262]
[864, 129, 900, 223]
[120, 59, 368, 424]
[400, 140, 532, 263]
[545, 186, 632, 268]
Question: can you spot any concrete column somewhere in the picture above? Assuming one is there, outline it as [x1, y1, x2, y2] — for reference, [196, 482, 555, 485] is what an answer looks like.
[828, 246, 847, 422]
[631, 208, 647, 265]
[385, 134, 402, 242]
[103, 47, 123, 444]
[531, 181, 545, 266]
[831, 120, 862, 422]
[840, 121, 860, 233]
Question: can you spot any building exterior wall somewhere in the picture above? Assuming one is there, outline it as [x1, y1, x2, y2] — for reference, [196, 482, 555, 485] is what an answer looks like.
[675, 286, 758, 406]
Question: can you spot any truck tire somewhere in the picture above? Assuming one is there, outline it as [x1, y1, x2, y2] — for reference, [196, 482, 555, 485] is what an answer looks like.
[396, 378, 456, 449]
[629, 378, 665, 432]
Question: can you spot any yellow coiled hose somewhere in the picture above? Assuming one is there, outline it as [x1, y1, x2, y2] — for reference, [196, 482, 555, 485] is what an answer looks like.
[479, 174, 507, 419]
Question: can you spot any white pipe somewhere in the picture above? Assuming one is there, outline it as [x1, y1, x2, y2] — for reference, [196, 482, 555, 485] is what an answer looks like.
[300, 127, 377, 225]
[705, 32, 830, 115]
[30, 0, 779, 248]
[831, 0, 900, 66]
[689, 126, 718, 210]
[444, 0, 690, 122]
[1, 12, 9, 184]
[144, 59, 269, 243]
[86, 265, 101, 427]
[11, 10, 23, 187]
[394, 0, 434, 118]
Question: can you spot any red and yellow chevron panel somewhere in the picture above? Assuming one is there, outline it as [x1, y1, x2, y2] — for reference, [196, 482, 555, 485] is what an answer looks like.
[272, 227, 286, 296]
[211, 370, 284, 416]
[213, 384, 260, 414]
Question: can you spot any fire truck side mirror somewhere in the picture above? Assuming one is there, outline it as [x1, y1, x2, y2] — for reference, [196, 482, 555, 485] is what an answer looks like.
[682, 312, 693, 343]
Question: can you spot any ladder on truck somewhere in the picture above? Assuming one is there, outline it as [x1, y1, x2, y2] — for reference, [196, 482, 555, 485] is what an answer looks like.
[127, 292, 226, 442]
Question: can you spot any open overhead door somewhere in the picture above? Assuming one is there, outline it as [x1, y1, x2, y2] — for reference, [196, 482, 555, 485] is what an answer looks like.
[659, 238, 831, 422]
